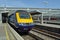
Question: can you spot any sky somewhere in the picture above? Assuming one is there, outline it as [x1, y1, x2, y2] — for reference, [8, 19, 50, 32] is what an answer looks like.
[0, 0, 60, 8]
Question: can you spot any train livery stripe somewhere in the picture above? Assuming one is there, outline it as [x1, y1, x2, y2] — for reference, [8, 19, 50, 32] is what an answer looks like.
[16, 12, 20, 23]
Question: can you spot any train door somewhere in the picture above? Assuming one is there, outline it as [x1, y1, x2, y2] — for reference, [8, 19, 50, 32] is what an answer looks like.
[2, 13, 8, 23]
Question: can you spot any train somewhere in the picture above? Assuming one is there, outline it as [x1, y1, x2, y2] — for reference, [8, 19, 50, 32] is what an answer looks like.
[8, 10, 35, 32]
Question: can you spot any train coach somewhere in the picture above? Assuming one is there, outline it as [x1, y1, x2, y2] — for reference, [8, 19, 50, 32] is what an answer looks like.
[8, 10, 35, 33]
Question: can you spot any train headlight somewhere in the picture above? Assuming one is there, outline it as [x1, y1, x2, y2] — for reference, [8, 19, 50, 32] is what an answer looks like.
[19, 23, 24, 25]
[19, 23, 35, 26]
[19, 23, 27, 26]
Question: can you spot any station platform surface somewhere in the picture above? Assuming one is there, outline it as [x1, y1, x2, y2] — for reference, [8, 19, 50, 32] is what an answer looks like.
[35, 23, 60, 28]
[0, 23, 6, 40]
[0, 22, 16, 40]
[44, 20, 60, 24]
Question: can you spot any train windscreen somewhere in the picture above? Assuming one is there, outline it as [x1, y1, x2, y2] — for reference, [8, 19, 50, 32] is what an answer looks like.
[19, 12, 30, 19]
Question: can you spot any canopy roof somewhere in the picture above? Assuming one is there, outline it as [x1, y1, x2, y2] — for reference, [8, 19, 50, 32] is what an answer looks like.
[30, 11, 42, 15]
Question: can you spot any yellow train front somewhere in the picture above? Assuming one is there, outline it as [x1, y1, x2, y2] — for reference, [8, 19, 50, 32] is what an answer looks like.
[9, 10, 34, 32]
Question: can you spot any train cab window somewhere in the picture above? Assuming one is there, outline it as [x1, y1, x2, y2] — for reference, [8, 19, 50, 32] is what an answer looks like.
[19, 12, 30, 19]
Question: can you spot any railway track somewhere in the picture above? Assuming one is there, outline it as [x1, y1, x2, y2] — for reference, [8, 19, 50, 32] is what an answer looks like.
[32, 27, 60, 40]
[21, 34, 36, 40]
[17, 30, 43, 40]
[21, 32, 44, 40]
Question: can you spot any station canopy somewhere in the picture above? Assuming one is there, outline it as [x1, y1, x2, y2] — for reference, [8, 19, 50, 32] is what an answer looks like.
[29, 11, 42, 15]
[0, 7, 60, 16]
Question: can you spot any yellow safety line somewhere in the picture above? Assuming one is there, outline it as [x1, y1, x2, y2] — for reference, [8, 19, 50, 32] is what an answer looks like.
[4, 24, 10, 40]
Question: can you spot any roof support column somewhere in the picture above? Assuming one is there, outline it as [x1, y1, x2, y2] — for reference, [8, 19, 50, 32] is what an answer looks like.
[41, 13, 43, 24]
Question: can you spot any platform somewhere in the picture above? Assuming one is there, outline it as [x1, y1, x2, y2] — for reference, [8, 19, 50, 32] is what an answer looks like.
[44, 20, 60, 24]
[35, 23, 60, 28]
[0, 22, 24, 40]
[0, 23, 16, 40]
[0, 23, 6, 40]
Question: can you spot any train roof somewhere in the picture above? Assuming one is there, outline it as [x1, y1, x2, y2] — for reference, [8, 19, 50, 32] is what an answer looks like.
[15, 10, 27, 13]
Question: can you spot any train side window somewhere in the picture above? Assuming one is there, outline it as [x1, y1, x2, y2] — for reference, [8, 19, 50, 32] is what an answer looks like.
[12, 15, 15, 23]
[10, 14, 15, 23]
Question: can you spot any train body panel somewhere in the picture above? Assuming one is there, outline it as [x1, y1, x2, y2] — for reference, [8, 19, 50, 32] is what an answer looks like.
[8, 10, 35, 32]
[16, 12, 33, 23]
